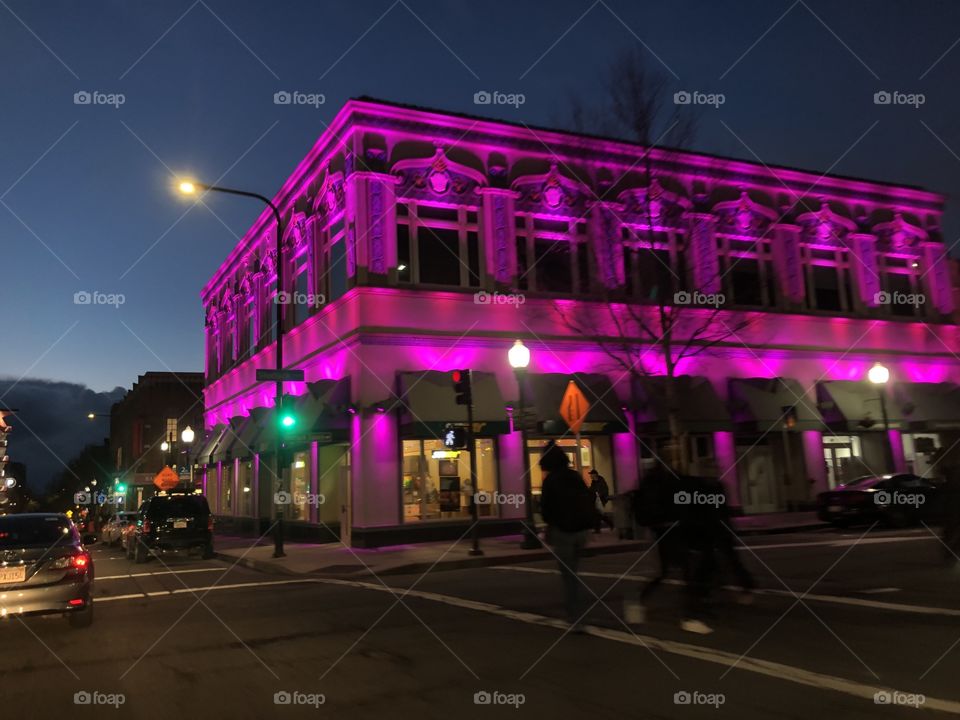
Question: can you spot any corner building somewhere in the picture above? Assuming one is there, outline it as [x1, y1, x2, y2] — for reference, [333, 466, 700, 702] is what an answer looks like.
[198, 97, 960, 546]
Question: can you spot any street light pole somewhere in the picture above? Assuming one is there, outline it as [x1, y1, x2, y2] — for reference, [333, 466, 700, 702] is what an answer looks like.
[508, 340, 540, 549]
[179, 180, 287, 557]
[868, 362, 893, 472]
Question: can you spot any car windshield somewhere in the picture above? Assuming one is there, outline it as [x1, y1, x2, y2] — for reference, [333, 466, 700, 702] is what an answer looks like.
[840, 476, 882, 489]
[0, 516, 74, 548]
[149, 496, 209, 517]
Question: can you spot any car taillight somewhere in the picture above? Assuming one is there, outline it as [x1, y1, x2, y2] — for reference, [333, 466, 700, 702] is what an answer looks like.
[72, 553, 90, 571]
[142, 519, 151, 533]
[208, 516, 214, 531]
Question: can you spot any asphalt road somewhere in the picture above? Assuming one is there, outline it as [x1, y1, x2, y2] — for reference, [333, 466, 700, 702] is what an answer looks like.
[2, 526, 959, 719]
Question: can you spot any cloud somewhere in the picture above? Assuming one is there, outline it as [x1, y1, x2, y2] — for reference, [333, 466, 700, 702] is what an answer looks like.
[0, 378, 125, 492]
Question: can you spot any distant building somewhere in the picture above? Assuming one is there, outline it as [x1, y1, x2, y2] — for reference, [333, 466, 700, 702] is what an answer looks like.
[197, 97, 960, 546]
[109, 372, 204, 508]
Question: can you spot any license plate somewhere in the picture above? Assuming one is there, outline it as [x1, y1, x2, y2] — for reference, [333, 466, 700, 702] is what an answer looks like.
[828, 505, 842, 513]
[0, 566, 26, 584]
[173, 520, 187, 529]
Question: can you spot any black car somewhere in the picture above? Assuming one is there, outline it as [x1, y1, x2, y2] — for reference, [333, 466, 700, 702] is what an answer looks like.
[126, 492, 214, 563]
[0, 513, 95, 627]
[817, 473, 940, 527]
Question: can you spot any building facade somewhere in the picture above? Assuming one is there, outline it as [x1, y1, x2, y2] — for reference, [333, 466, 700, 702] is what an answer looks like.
[110, 371, 204, 508]
[198, 97, 960, 546]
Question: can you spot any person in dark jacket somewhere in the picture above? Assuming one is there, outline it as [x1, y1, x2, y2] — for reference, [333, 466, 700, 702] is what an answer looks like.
[589, 468, 615, 533]
[540, 441, 598, 631]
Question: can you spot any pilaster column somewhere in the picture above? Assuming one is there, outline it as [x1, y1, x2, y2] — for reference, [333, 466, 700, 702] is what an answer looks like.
[923, 242, 955, 314]
[850, 233, 882, 306]
[772, 223, 804, 304]
[345, 171, 399, 281]
[479, 188, 518, 287]
[590, 201, 625, 289]
[688, 213, 720, 294]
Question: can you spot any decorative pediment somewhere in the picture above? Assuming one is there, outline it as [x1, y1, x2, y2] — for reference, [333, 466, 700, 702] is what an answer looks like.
[796, 201, 857, 246]
[393, 146, 485, 201]
[282, 212, 309, 251]
[713, 191, 778, 237]
[617, 178, 691, 228]
[511, 162, 590, 217]
[873, 213, 927, 253]
[312, 168, 345, 218]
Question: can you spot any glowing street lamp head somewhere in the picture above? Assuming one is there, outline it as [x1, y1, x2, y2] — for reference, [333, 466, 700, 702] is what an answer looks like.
[181, 425, 195, 444]
[86, 412, 95, 420]
[508, 339, 531, 370]
[160, 441, 170, 452]
[868, 362, 890, 385]
[178, 180, 197, 195]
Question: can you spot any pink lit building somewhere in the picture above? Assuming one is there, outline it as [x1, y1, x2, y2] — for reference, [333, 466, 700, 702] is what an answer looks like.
[196, 97, 960, 546]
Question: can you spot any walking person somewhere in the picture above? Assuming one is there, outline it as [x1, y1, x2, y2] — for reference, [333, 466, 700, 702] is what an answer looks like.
[588, 468, 614, 533]
[539, 441, 599, 632]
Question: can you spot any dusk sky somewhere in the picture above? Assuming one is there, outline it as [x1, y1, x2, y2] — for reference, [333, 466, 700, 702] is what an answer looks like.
[3, 0, 960, 393]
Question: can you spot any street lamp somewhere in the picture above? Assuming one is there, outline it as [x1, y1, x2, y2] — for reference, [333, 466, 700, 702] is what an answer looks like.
[867, 362, 893, 471]
[160, 440, 170, 452]
[178, 177, 288, 558]
[509, 340, 540, 549]
[181, 426, 196, 486]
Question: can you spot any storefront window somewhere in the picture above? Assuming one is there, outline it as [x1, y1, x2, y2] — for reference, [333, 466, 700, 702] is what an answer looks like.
[238, 460, 254, 517]
[526, 438, 595, 496]
[219, 462, 233, 515]
[289, 452, 310, 522]
[402, 438, 497, 522]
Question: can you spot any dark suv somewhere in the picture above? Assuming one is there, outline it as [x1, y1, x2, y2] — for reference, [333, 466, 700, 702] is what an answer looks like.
[126, 492, 214, 563]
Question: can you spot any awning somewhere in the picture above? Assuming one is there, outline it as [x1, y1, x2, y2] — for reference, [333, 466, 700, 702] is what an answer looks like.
[256, 378, 352, 451]
[234, 406, 270, 457]
[729, 378, 824, 433]
[522, 373, 628, 435]
[817, 381, 905, 431]
[196, 424, 227, 466]
[632, 376, 731, 434]
[398, 370, 509, 436]
[212, 416, 249, 463]
[892, 382, 960, 431]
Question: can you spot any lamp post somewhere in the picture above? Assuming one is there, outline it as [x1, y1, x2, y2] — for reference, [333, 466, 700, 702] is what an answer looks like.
[179, 179, 287, 558]
[181, 426, 195, 487]
[509, 340, 540, 549]
[868, 362, 892, 471]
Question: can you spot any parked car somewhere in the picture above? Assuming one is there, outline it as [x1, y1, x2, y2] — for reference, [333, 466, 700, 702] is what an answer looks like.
[0, 513, 95, 627]
[102, 511, 138, 547]
[817, 473, 940, 527]
[119, 503, 145, 556]
[126, 492, 214, 563]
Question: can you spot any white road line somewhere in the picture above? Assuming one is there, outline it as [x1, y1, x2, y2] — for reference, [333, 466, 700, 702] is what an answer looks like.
[491, 566, 960, 618]
[92, 578, 319, 604]
[98, 568, 226, 580]
[310, 577, 960, 715]
[739, 535, 933, 551]
[95, 593, 146, 602]
[860, 587, 902, 595]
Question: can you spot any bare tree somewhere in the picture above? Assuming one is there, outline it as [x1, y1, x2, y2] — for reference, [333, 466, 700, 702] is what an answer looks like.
[556, 47, 748, 473]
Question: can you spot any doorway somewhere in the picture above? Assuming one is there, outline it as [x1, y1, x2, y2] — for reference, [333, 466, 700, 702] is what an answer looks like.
[737, 445, 779, 513]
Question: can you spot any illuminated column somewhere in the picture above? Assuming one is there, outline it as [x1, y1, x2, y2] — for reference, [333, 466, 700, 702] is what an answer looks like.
[850, 233, 882, 307]
[497, 429, 525, 519]
[802, 430, 827, 495]
[922, 242, 955, 314]
[346, 171, 399, 282]
[590, 201, 626, 289]
[888, 429, 907, 473]
[689, 213, 720, 294]
[713, 431, 739, 507]
[479, 188, 518, 288]
[350, 410, 400, 531]
[772, 223, 804, 304]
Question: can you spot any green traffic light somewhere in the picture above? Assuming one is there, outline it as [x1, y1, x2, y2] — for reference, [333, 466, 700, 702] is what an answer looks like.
[115, 483, 127, 493]
[281, 414, 296, 428]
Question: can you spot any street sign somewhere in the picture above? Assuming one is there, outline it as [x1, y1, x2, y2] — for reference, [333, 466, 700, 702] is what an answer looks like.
[256, 368, 305, 382]
[153, 466, 180, 491]
[559, 380, 590, 435]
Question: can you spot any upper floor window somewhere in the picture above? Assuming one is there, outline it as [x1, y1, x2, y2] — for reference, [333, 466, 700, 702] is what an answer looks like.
[396, 202, 480, 289]
[803, 246, 853, 314]
[879, 255, 927, 318]
[516, 215, 590, 294]
[317, 216, 347, 304]
[622, 228, 687, 303]
[719, 235, 775, 308]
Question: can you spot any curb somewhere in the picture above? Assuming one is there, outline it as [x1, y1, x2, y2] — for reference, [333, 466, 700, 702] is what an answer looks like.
[213, 522, 829, 577]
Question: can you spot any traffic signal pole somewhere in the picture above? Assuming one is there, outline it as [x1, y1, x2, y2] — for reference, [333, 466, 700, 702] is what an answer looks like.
[466, 370, 483, 556]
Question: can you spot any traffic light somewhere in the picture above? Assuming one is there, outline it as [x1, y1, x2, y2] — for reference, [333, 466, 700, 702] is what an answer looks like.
[279, 394, 298, 431]
[115, 483, 127, 494]
[452, 369, 472, 406]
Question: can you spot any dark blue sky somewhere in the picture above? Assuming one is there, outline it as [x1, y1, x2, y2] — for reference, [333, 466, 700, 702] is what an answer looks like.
[3, 0, 960, 398]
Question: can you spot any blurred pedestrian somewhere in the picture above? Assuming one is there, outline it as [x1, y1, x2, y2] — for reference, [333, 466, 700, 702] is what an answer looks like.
[540, 441, 599, 632]
[588, 468, 614, 533]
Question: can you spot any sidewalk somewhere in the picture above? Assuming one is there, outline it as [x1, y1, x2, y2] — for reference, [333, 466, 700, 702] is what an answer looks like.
[213, 511, 827, 577]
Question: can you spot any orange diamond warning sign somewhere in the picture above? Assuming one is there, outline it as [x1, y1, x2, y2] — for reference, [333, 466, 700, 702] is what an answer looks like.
[559, 380, 590, 435]
[153, 466, 180, 491]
